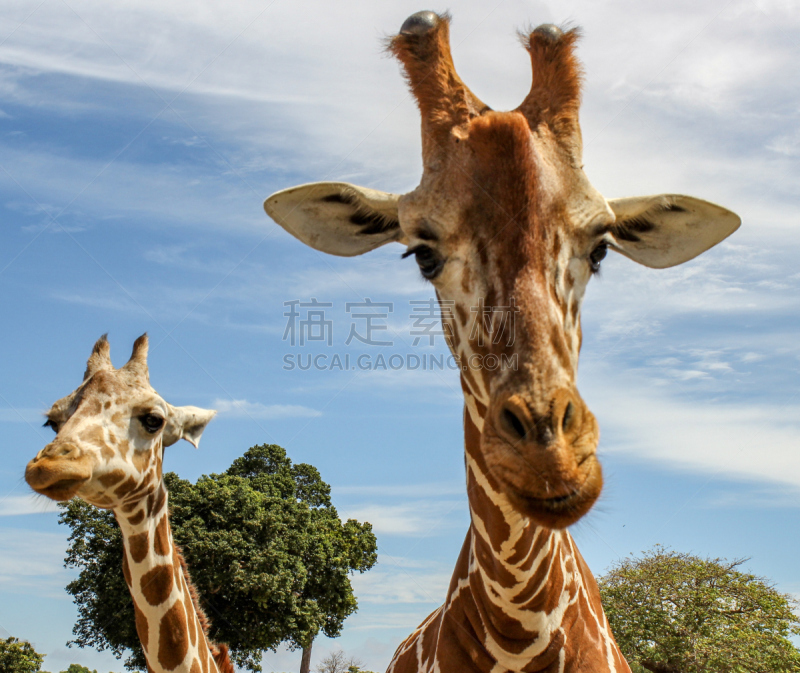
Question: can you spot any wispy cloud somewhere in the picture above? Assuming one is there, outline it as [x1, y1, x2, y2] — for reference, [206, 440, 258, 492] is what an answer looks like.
[0, 494, 59, 516]
[0, 527, 71, 599]
[704, 485, 800, 509]
[351, 562, 450, 606]
[339, 500, 466, 537]
[211, 398, 321, 419]
[584, 365, 800, 489]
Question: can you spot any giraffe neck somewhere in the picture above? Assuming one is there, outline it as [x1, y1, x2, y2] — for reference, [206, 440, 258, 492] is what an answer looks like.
[453, 390, 627, 672]
[116, 483, 227, 673]
[388, 386, 628, 672]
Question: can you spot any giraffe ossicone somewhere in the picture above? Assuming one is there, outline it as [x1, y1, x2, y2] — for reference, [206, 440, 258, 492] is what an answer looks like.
[264, 12, 740, 672]
[25, 334, 233, 673]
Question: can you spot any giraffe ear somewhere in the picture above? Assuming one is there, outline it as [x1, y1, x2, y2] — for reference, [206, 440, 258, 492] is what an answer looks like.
[606, 195, 740, 269]
[163, 405, 216, 448]
[264, 182, 406, 256]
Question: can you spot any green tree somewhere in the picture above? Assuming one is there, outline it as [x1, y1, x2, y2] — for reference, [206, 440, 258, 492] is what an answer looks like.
[60, 665, 97, 673]
[598, 546, 800, 673]
[0, 637, 45, 673]
[60, 444, 378, 672]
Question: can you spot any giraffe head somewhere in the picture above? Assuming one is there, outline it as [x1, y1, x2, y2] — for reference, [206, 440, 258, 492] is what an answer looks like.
[264, 12, 740, 528]
[25, 334, 216, 509]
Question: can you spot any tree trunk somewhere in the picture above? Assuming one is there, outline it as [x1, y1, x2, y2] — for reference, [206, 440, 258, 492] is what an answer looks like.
[300, 640, 313, 673]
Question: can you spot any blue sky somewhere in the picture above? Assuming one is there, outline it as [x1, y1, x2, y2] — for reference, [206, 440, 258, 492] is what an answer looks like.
[0, 0, 798, 670]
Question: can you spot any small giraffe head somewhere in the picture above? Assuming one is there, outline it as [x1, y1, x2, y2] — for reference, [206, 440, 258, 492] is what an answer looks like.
[25, 335, 216, 509]
[263, 12, 740, 528]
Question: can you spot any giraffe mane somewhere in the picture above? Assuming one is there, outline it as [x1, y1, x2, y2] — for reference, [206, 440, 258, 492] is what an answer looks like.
[173, 544, 236, 673]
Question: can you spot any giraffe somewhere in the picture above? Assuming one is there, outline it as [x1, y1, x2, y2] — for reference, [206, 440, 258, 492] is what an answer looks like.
[24, 334, 233, 673]
[263, 11, 740, 673]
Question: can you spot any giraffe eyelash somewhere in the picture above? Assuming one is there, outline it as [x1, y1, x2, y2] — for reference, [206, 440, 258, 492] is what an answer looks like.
[403, 244, 445, 280]
[589, 243, 607, 274]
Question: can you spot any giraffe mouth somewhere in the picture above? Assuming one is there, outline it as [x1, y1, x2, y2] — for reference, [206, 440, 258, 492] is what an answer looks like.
[508, 488, 595, 528]
[36, 478, 87, 501]
[511, 487, 583, 510]
[504, 460, 602, 528]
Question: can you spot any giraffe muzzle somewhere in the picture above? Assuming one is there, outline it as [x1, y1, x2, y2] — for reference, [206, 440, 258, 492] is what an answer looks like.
[484, 388, 603, 528]
[25, 443, 92, 501]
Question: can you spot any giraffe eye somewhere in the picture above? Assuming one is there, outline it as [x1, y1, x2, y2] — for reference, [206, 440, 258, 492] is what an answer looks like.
[139, 414, 165, 434]
[403, 245, 444, 280]
[43, 419, 59, 433]
[589, 243, 607, 273]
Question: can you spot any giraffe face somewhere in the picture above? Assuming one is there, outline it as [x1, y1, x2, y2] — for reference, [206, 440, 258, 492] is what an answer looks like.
[263, 12, 740, 528]
[396, 111, 612, 527]
[25, 335, 215, 509]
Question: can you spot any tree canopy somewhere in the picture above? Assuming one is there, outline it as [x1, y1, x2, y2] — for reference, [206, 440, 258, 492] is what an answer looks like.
[597, 546, 800, 673]
[59, 444, 378, 672]
[60, 665, 98, 673]
[0, 637, 45, 673]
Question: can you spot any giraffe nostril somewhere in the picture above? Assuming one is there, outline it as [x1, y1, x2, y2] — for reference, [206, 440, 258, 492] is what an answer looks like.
[562, 402, 574, 432]
[502, 407, 528, 441]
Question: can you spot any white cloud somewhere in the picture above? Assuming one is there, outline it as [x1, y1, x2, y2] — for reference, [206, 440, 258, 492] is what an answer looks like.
[0, 527, 72, 599]
[705, 485, 800, 509]
[0, 144, 271, 234]
[584, 365, 800, 489]
[340, 500, 466, 537]
[351, 562, 450, 606]
[0, 494, 59, 516]
[211, 397, 321, 419]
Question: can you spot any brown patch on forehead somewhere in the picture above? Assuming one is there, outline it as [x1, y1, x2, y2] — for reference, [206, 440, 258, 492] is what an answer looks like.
[158, 600, 189, 670]
[81, 369, 126, 398]
[462, 112, 547, 298]
[79, 426, 107, 448]
[81, 398, 103, 416]
[141, 564, 174, 606]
